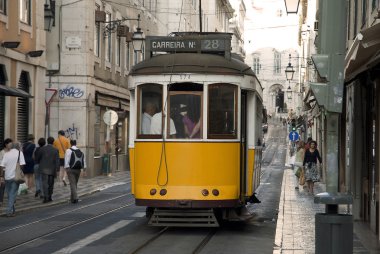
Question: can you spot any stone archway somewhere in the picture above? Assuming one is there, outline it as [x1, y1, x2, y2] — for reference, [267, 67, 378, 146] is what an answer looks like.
[268, 83, 285, 114]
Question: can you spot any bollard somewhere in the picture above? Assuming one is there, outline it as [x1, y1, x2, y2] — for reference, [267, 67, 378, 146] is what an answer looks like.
[314, 192, 353, 254]
[102, 154, 110, 175]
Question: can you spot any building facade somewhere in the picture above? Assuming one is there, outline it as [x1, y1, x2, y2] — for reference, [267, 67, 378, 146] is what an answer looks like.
[0, 0, 46, 148]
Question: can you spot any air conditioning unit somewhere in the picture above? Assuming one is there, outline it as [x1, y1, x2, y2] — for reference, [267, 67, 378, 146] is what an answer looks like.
[95, 10, 106, 23]
[314, 21, 319, 31]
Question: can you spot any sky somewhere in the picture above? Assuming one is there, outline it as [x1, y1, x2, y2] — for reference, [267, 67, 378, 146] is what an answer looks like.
[244, 0, 300, 52]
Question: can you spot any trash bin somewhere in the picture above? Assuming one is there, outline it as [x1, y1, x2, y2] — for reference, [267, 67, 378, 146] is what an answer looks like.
[102, 154, 110, 175]
[314, 192, 353, 254]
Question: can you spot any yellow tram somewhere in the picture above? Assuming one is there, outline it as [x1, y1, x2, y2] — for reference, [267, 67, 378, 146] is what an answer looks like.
[128, 33, 263, 226]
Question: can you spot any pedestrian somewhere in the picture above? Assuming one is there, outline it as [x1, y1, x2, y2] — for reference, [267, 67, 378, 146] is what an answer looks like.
[303, 140, 322, 194]
[0, 139, 26, 217]
[0, 138, 13, 207]
[294, 141, 305, 190]
[304, 137, 313, 150]
[64, 140, 86, 204]
[22, 134, 36, 190]
[36, 137, 60, 203]
[53, 130, 70, 187]
[33, 137, 46, 199]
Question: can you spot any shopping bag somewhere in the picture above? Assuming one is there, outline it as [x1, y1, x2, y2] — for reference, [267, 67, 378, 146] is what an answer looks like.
[14, 162, 25, 184]
[299, 169, 305, 185]
[18, 183, 28, 195]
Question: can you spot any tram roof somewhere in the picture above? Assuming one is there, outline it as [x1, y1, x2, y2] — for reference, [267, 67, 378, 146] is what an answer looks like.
[129, 53, 256, 76]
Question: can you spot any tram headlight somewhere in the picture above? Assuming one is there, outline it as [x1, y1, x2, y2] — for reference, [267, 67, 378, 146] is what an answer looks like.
[212, 189, 219, 196]
[201, 189, 209, 196]
[150, 189, 157, 195]
[159, 189, 167, 196]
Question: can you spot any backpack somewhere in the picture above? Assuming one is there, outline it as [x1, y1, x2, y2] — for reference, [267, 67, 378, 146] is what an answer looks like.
[69, 148, 84, 169]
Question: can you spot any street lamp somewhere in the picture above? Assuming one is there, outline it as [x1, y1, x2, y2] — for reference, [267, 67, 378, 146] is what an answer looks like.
[44, 0, 55, 32]
[132, 15, 145, 52]
[285, 54, 295, 81]
[287, 85, 292, 100]
[284, 0, 300, 15]
[96, 12, 145, 52]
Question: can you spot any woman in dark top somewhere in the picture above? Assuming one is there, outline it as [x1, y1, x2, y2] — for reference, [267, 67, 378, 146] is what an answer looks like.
[303, 141, 322, 194]
[22, 134, 36, 190]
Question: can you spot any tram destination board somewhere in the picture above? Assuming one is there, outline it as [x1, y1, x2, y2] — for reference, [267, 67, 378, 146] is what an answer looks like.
[147, 35, 230, 53]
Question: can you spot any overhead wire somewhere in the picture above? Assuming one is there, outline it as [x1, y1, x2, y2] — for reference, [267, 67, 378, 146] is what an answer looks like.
[156, 0, 185, 187]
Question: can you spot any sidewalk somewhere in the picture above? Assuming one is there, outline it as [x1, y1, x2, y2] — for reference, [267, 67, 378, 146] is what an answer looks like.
[273, 167, 380, 253]
[1, 171, 130, 216]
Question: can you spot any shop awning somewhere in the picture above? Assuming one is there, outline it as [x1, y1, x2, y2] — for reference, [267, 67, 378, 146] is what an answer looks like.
[95, 91, 129, 111]
[345, 22, 380, 82]
[0, 85, 33, 98]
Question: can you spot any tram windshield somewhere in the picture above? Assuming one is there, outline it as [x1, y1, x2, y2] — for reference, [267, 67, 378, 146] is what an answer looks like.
[168, 92, 202, 139]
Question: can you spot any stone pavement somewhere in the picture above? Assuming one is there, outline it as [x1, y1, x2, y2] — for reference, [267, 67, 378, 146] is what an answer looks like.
[273, 167, 380, 254]
[0, 171, 130, 216]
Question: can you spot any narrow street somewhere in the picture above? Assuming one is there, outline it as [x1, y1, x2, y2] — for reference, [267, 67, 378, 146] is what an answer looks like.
[0, 123, 288, 254]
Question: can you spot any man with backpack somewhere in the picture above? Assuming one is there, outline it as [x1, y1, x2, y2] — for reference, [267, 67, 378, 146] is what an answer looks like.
[64, 140, 86, 204]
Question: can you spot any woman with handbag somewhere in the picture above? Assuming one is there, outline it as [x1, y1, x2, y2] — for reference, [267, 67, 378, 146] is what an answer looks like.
[0, 140, 26, 217]
[303, 140, 322, 194]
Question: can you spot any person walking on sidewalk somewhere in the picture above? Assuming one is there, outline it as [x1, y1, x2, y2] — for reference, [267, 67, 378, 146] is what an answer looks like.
[36, 137, 60, 203]
[0, 139, 26, 217]
[303, 140, 322, 194]
[53, 130, 70, 187]
[64, 140, 86, 204]
[294, 140, 305, 190]
[22, 134, 36, 190]
[0, 138, 13, 207]
[33, 137, 46, 199]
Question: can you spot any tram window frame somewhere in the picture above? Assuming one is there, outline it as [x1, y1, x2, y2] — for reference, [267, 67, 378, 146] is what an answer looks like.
[167, 91, 203, 139]
[137, 84, 163, 139]
[207, 84, 238, 139]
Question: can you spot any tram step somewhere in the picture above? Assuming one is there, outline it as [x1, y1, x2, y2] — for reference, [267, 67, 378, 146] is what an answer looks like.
[148, 209, 219, 227]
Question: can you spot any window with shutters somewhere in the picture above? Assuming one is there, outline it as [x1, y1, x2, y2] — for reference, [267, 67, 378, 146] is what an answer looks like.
[17, 71, 30, 144]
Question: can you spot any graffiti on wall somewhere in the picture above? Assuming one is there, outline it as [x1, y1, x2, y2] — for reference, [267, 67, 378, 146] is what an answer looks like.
[59, 86, 84, 99]
[65, 123, 80, 140]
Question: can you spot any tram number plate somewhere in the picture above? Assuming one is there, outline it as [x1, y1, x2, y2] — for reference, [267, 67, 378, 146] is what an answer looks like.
[201, 39, 225, 51]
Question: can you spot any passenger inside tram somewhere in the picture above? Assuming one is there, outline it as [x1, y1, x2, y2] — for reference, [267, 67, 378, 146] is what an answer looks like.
[141, 102, 157, 134]
[150, 111, 177, 138]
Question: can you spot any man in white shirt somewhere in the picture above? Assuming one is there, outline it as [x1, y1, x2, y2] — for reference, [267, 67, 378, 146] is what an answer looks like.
[0, 140, 26, 217]
[64, 140, 86, 204]
[141, 102, 157, 134]
[150, 112, 177, 137]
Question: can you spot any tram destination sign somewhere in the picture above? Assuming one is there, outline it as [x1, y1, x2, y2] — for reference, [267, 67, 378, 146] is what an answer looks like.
[149, 37, 227, 53]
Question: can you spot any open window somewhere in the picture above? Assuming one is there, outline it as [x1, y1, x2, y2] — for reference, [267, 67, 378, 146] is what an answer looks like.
[168, 83, 203, 139]
[137, 84, 162, 138]
[208, 84, 238, 139]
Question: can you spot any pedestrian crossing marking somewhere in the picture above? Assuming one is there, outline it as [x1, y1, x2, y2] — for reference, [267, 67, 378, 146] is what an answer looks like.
[52, 220, 133, 254]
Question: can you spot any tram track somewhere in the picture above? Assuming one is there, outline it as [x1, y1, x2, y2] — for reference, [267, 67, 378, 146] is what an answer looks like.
[0, 194, 135, 253]
[129, 227, 218, 254]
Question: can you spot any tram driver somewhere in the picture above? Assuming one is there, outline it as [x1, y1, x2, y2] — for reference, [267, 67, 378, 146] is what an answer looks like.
[150, 111, 177, 138]
[141, 102, 157, 134]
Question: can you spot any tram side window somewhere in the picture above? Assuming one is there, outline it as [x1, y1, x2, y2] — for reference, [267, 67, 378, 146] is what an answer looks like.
[168, 92, 202, 139]
[138, 84, 162, 138]
[208, 84, 237, 139]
